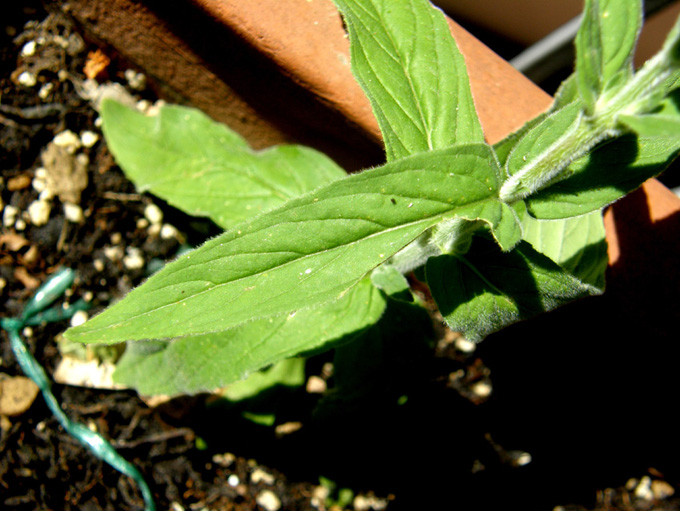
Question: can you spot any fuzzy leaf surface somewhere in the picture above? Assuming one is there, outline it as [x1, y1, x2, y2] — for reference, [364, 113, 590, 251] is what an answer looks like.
[575, 0, 641, 109]
[100, 100, 345, 229]
[112, 278, 384, 396]
[333, 0, 483, 161]
[66, 145, 515, 344]
[426, 239, 600, 342]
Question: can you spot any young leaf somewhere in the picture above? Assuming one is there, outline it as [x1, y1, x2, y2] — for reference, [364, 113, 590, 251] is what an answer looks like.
[525, 130, 680, 219]
[575, 0, 641, 110]
[66, 145, 516, 345]
[426, 238, 600, 342]
[100, 99, 345, 229]
[112, 278, 385, 396]
[333, 0, 484, 161]
[521, 211, 608, 290]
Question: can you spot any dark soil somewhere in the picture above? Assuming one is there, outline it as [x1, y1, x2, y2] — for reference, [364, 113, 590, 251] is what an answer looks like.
[2, 2, 680, 511]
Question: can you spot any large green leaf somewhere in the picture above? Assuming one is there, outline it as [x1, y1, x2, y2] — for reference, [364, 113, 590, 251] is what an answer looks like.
[426, 238, 600, 342]
[333, 0, 483, 161]
[66, 144, 517, 344]
[112, 278, 385, 396]
[100, 100, 346, 229]
[521, 211, 608, 290]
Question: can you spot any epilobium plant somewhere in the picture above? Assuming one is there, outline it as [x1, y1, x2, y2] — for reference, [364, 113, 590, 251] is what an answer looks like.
[66, 0, 680, 396]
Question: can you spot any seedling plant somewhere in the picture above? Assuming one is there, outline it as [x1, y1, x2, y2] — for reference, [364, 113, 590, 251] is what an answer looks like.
[64, 0, 680, 400]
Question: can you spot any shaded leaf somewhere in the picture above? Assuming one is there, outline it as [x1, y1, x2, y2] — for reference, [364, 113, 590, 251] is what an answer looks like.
[426, 239, 599, 341]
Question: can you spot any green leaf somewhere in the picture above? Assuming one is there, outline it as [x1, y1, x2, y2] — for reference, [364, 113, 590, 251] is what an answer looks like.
[575, 0, 641, 110]
[525, 130, 680, 219]
[521, 211, 608, 290]
[333, 0, 484, 161]
[66, 144, 514, 345]
[506, 102, 583, 178]
[100, 99, 346, 229]
[112, 278, 385, 395]
[426, 238, 600, 342]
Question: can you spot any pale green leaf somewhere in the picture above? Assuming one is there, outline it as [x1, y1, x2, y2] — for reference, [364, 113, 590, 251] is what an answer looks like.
[66, 144, 514, 345]
[575, 0, 641, 110]
[333, 0, 483, 161]
[113, 279, 384, 395]
[100, 99, 346, 229]
[521, 211, 608, 290]
[426, 239, 600, 342]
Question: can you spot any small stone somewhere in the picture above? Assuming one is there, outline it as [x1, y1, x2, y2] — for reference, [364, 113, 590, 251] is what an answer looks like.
[227, 474, 240, 487]
[38, 82, 54, 100]
[471, 381, 492, 398]
[160, 223, 179, 240]
[27, 200, 51, 226]
[212, 452, 235, 467]
[93, 259, 105, 272]
[0, 374, 40, 416]
[256, 490, 281, 511]
[635, 476, 653, 500]
[3, 205, 19, 227]
[651, 480, 675, 500]
[22, 327, 33, 338]
[455, 337, 476, 353]
[136, 218, 150, 229]
[70, 310, 89, 328]
[125, 69, 147, 90]
[63, 202, 84, 223]
[103, 245, 123, 262]
[123, 247, 145, 270]
[306, 375, 327, 394]
[144, 203, 163, 225]
[80, 131, 99, 148]
[15, 218, 26, 231]
[17, 71, 37, 87]
[136, 99, 152, 113]
[251, 468, 276, 485]
[20, 40, 37, 57]
[169, 502, 185, 511]
[52, 130, 82, 153]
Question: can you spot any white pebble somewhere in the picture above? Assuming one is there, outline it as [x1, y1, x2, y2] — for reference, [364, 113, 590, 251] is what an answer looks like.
[3, 205, 19, 227]
[227, 474, 240, 487]
[635, 476, 653, 500]
[103, 245, 122, 262]
[306, 375, 326, 394]
[455, 337, 476, 353]
[63, 202, 84, 223]
[144, 203, 163, 225]
[160, 223, 179, 240]
[32, 176, 47, 193]
[93, 259, 105, 272]
[22, 327, 33, 338]
[15, 218, 27, 231]
[53, 130, 81, 153]
[70, 310, 89, 327]
[471, 381, 492, 398]
[80, 130, 99, 148]
[256, 490, 281, 511]
[28, 200, 51, 226]
[21, 40, 37, 57]
[123, 247, 145, 270]
[125, 69, 147, 90]
[17, 71, 37, 87]
[0, 278, 6, 292]
[251, 468, 275, 485]
[38, 82, 53, 99]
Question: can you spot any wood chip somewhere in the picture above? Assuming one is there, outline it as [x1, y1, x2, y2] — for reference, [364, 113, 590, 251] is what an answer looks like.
[0, 233, 30, 251]
[83, 49, 110, 80]
[13, 267, 40, 290]
[0, 374, 40, 417]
